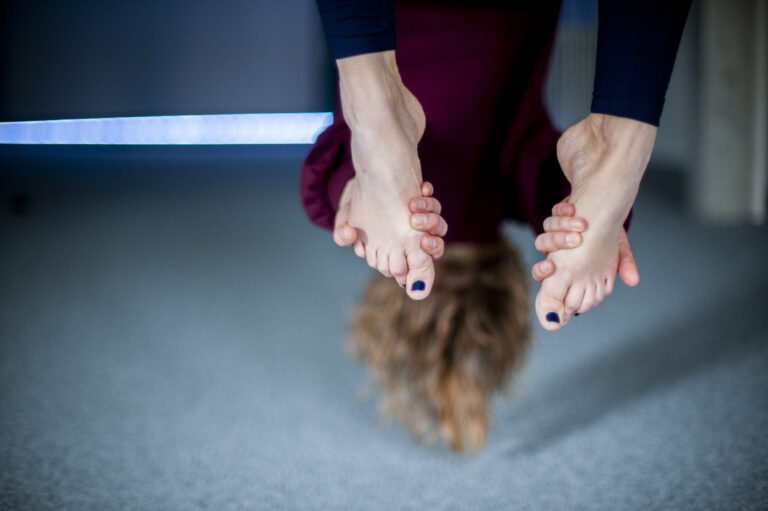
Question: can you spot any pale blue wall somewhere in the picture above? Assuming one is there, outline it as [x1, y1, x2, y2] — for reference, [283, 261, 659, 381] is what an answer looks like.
[0, 0, 331, 120]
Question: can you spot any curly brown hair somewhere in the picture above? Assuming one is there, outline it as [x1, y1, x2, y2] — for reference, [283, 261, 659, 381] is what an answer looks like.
[347, 238, 531, 453]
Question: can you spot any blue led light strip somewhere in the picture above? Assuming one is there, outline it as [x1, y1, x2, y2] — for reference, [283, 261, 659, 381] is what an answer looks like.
[0, 113, 334, 145]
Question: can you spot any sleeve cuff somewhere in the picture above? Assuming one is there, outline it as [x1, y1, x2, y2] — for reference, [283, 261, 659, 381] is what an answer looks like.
[590, 96, 664, 127]
[328, 33, 397, 60]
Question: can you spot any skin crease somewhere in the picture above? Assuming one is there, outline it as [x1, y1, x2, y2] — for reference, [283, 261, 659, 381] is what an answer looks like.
[335, 51, 435, 300]
[335, 179, 642, 296]
[331, 52, 644, 320]
[535, 113, 652, 330]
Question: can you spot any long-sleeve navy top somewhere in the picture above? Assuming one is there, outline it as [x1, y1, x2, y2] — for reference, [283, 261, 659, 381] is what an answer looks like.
[315, 0, 692, 126]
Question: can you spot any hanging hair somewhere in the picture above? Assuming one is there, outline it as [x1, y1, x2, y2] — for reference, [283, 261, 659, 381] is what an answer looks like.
[348, 237, 531, 452]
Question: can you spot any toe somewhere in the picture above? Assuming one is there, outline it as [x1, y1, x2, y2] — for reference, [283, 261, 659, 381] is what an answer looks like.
[388, 250, 408, 286]
[366, 247, 377, 270]
[354, 240, 366, 258]
[577, 285, 596, 314]
[377, 253, 392, 278]
[594, 281, 606, 306]
[535, 276, 568, 331]
[405, 248, 434, 300]
[564, 283, 586, 318]
[604, 274, 615, 297]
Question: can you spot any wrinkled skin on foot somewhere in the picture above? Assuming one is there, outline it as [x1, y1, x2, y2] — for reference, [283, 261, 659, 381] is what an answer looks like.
[332, 55, 646, 306]
[335, 51, 436, 300]
[337, 179, 603, 292]
[334, 180, 447, 289]
[532, 198, 640, 289]
[535, 113, 656, 330]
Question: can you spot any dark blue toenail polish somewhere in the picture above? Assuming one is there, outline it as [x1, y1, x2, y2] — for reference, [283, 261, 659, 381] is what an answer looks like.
[411, 280, 426, 291]
[402, 284, 406, 288]
[574, 313, 580, 317]
[546, 312, 560, 323]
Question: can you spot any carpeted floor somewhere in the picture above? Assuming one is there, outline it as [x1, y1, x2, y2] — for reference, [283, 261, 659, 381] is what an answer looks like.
[1, 146, 766, 510]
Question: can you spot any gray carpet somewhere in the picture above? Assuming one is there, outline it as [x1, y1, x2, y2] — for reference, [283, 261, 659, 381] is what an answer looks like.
[1, 147, 766, 510]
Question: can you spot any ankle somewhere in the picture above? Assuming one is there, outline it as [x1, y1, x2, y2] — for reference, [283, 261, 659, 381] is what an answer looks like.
[337, 51, 400, 85]
[337, 51, 424, 141]
[338, 52, 403, 126]
[586, 113, 657, 161]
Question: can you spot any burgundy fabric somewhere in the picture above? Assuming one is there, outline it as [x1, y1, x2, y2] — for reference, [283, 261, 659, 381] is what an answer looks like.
[299, 1, 571, 243]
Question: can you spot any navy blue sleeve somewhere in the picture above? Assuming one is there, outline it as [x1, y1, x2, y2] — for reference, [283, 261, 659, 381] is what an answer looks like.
[316, 0, 396, 60]
[591, 0, 693, 126]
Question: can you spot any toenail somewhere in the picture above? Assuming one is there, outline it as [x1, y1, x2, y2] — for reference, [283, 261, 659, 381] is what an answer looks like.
[411, 280, 426, 291]
[413, 214, 426, 227]
[567, 233, 580, 246]
[427, 238, 437, 248]
[574, 313, 581, 317]
[546, 312, 560, 323]
[417, 199, 426, 209]
[402, 284, 406, 288]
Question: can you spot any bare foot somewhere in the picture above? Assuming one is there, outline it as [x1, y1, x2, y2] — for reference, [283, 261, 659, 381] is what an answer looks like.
[334, 180, 447, 289]
[531, 198, 640, 288]
[336, 51, 435, 300]
[535, 113, 656, 330]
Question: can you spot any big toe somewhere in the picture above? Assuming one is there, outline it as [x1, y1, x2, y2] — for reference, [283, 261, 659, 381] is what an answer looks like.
[405, 248, 434, 300]
[535, 277, 568, 331]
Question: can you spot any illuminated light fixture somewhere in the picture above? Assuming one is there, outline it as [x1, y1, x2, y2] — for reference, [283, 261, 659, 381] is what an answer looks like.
[0, 112, 334, 145]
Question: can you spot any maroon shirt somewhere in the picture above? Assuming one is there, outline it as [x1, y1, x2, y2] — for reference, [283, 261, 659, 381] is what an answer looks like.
[300, 2, 573, 244]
